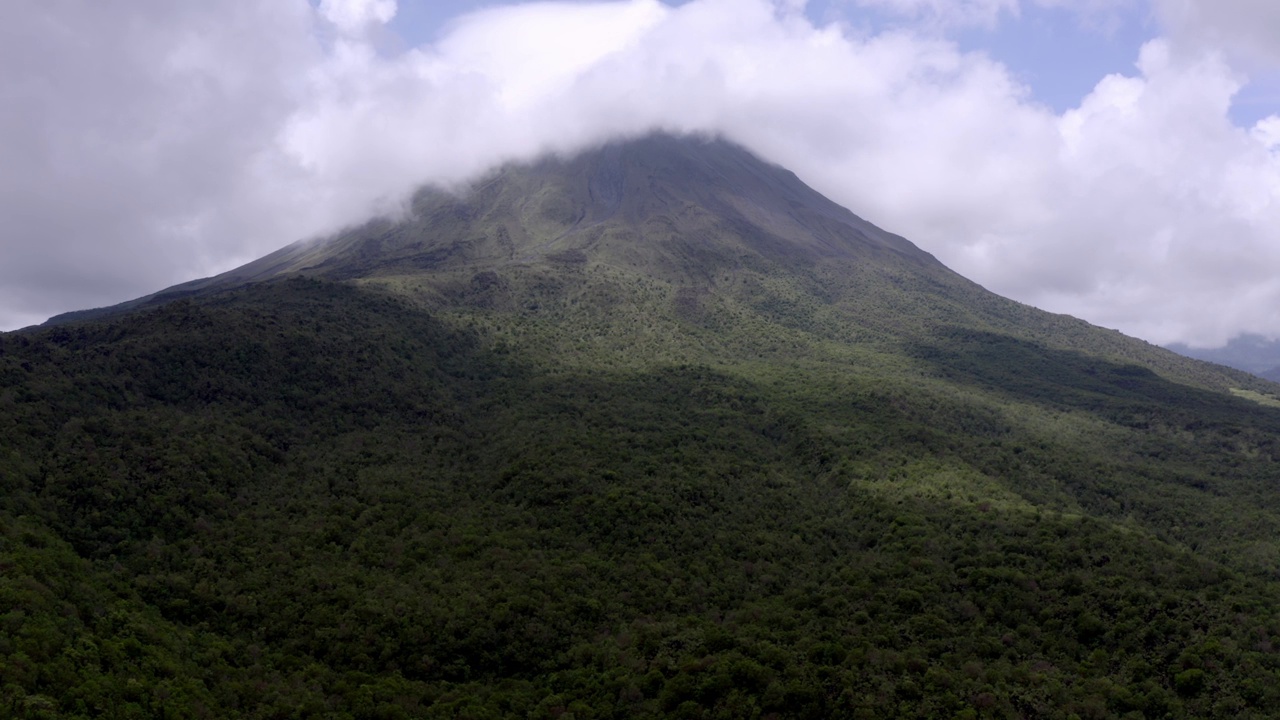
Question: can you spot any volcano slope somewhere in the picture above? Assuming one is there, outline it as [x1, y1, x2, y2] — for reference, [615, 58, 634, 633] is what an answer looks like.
[7, 133, 1280, 719]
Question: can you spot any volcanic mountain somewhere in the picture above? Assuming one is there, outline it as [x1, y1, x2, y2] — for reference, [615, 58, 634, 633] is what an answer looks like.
[8, 132, 1280, 717]
[53, 133, 1266, 391]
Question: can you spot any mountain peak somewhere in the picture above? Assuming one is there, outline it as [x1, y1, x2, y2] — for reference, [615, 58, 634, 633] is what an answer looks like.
[46, 132, 950, 328]
[209, 132, 937, 288]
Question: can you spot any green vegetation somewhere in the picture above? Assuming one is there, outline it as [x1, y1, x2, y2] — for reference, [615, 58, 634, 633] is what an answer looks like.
[5, 277, 1280, 719]
[1229, 388, 1280, 408]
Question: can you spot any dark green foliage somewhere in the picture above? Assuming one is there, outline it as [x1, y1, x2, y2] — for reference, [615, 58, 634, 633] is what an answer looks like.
[5, 277, 1280, 718]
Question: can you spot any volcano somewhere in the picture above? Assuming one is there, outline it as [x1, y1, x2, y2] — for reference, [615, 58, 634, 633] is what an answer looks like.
[9, 132, 1280, 717]
[52, 133, 1263, 392]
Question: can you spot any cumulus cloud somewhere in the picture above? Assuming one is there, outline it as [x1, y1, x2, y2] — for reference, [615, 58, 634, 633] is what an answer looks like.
[2, 0, 1280, 347]
[955, 40, 1280, 345]
[320, 0, 397, 35]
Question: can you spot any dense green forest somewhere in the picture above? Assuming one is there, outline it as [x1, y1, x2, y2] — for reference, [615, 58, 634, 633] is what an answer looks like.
[5, 277, 1280, 719]
[9, 135, 1280, 718]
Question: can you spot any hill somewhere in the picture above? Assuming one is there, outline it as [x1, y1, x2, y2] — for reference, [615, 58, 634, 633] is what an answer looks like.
[7, 133, 1280, 718]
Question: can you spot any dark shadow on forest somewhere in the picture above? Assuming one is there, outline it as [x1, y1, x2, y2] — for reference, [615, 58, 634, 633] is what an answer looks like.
[907, 327, 1280, 433]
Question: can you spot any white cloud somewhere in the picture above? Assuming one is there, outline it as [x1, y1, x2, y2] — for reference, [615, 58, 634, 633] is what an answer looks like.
[432, 0, 667, 110]
[957, 40, 1280, 345]
[2, 0, 1280, 348]
[319, 0, 397, 35]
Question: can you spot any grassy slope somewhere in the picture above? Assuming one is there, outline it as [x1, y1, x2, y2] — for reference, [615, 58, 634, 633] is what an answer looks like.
[5, 278, 1280, 718]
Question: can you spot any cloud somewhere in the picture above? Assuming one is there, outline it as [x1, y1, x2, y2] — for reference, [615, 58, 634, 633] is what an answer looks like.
[2, 0, 1279, 348]
[1152, 0, 1280, 69]
[0, 1, 320, 329]
[319, 0, 397, 35]
[842, 0, 1142, 32]
[954, 40, 1280, 345]
[845, 0, 1019, 29]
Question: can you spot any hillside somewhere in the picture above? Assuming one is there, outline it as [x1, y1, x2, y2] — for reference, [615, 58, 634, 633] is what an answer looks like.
[7, 133, 1280, 718]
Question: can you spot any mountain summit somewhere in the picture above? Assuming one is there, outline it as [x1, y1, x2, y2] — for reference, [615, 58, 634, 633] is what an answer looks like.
[211, 133, 1273, 393]
[53, 133, 1267, 393]
[48, 133, 943, 325]
[220, 133, 939, 284]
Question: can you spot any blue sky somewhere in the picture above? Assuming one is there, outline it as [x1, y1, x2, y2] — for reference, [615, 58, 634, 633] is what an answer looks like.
[952, 4, 1152, 113]
[389, 0, 490, 41]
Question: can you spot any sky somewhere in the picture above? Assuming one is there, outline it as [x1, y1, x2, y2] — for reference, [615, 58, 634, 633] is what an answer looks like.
[3, 1, 1280, 348]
